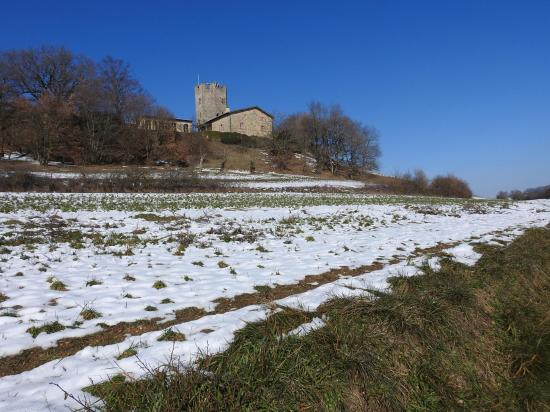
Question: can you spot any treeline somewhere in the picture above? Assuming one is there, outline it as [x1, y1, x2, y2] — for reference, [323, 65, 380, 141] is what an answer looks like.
[0, 45, 206, 165]
[497, 185, 550, 200]
[271, 102, 381, 176]
[395, 169, 473, 198]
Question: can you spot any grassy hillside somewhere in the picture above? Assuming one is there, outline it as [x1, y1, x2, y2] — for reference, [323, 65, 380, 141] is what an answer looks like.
[88, 225, 550, 411]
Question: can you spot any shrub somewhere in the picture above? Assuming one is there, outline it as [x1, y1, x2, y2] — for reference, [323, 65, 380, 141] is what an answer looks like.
[510, 190, 525, 201]
[496, 191, 509, 200]
[395, 169, 430, 195]
[429, 174, 472, 198]
[220, 133, 242, 145]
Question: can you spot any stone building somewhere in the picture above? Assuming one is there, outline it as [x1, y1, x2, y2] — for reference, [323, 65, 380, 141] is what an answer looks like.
[195, 82, 272, 138]
[138, 116, 192, 133]
[199, 107, 273, 137]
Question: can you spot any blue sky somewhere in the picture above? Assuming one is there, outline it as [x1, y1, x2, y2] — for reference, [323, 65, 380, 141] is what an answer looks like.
[1, 0, 549, 196]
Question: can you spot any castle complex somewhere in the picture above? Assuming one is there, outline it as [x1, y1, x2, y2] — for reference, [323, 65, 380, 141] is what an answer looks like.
[138, 82, 273, 138]
[194, 82, 273, 138]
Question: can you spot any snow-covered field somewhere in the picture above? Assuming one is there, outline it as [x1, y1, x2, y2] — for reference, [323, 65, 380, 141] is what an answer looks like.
[0, 192, 549, 410]
[2, 165, 369, 190]
[198, 168, 367, 189]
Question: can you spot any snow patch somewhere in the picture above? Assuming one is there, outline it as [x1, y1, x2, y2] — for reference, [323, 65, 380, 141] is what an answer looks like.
[285, 317, 326, 337]
[445, 244, 482, 266]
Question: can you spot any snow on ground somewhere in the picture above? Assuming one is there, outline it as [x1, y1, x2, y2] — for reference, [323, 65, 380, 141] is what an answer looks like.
[1, 153, 36, 163]
[3, 167, 368, 189]
[199, 169, 367, 189]
[230, 179, 366, 189]
[0, 193, 549, 411]
[445, 244, 482, 266]
[285, 316, 326, 338]
[0, 305, 270, 411]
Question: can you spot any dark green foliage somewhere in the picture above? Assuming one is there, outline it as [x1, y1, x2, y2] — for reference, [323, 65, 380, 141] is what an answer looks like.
[220, 133, 243, 145]
[203, 131, 268, 148]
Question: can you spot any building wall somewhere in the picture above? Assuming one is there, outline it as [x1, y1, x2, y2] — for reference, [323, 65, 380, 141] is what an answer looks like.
[194, 83, 227, 125]
[210, 109, 272, 137]
[174, 121, 192, 133]
[138, 118, 192, 133]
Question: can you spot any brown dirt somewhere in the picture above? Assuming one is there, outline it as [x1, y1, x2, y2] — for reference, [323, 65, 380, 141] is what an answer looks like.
[0, 143, 399, 188]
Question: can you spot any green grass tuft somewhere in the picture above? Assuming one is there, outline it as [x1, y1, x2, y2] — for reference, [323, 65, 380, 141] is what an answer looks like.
[152, 280, 167, 289]
[50, 280, 68, 291]
[27, 321, 65, 338]
[117, 348, 138, 360]
[86, 279, 103, 287]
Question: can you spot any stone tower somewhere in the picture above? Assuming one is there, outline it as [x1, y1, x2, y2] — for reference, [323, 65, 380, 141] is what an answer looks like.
[194, 82, 228, 125]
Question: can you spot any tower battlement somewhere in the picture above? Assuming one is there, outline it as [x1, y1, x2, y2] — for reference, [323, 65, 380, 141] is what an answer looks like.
[194, 82, 228, 125]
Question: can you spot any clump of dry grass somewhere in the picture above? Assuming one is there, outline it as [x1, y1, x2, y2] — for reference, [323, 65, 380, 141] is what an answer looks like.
[157, 328, 186, 342]
[80, 308, 102, 320]
[50, 280, 68, 291]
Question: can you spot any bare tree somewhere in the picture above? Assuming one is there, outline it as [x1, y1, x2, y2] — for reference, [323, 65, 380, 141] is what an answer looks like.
[1, 46, 92, 102]
[98, 56, 152, 123]
[0, 61, 15, 157]
[186, 135, 210, 169]
[0, 47, 93, 164]
[29, 94, 77, 165]
[278, 102, 381, 176]
[74, 70, 120, 163]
